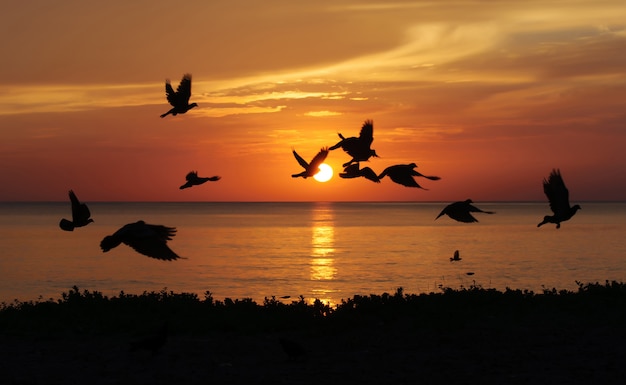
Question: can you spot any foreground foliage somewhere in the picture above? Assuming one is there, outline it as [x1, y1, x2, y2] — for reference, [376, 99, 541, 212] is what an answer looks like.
[1, 281, 625, 337]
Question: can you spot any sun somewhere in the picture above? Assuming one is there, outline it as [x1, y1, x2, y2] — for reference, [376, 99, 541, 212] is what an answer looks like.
[314, 163, 333, 182]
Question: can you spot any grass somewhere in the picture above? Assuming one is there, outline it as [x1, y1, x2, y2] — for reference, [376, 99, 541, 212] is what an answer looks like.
[2, 280, 625, 338]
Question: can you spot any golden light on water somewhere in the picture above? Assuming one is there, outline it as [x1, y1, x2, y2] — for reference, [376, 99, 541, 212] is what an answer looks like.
[310, 204, 337, 304]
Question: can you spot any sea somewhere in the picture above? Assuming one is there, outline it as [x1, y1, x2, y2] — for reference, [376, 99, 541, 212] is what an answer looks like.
[1, 202, 625, 306]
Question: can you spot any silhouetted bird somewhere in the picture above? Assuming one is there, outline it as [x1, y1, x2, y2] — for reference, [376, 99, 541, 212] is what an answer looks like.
[179, 171, 221, 189]
[435, 199, 495, 223]
[59, 190, 94, 231]
[378, 163, 441, 189]
[329, 120, 378, 167]
[339, 163, 380, 183]
[160, 73, 198, 118]
[450, 250, 462, 262]
[292, 147, 329, 178]
[100, 221, 183, 261]
[279, 338, 307, 362]
[537, 169, 581, 229]
[130, 323, 168, 355]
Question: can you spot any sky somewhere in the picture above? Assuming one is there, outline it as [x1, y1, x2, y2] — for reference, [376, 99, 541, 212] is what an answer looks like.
[1, 0, 625, 202]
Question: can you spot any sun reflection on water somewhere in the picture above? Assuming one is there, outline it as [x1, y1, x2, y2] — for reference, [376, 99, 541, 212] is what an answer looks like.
[310, 203, 337, 303]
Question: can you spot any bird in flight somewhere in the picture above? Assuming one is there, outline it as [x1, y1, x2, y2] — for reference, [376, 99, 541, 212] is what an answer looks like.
[100, 221, 183, 261]
[179, 171, 221, 189]
[59, 190, 94, 231]
[378, 163, 441, 189]
[537, 169, 581, 229]
[339, 163, 380, 183]
[160, 73, 198, 118]
[329, 120, 378, 167]
[436, 199, 495, 223]
[450, 250, 462, 262]
[291, 147, 329, 178]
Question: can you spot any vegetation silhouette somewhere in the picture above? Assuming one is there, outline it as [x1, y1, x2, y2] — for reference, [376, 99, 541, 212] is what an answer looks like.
[378, 163, 441, 189]
[291, 147, 329, 178]
[129, 322, 168, 355]
[338, 162, 380, 183]
[160, 73, 198, 118]
[59, 190, 94, 231]
[435, 199, 495, 223]
[179, 171, 221, 189]
[279, 337, 308, 362]
[538, 169, 581, 229]
[100, 221, 183, 261]
[329, 119, 378, 167]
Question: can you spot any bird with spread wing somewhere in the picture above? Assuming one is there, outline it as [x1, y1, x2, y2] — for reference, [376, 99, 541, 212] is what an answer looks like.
[537, 169, 581, 229]
[436, 199, 495, 223]
[291, 147, 329, 179]
[179, 171, 221, 189]
[329, 120, 378, 167]
[59, 190, 94, 231]
[378, 163, 441, 189]
[160, 73, 198, 118]
[100, 221, 183, 261]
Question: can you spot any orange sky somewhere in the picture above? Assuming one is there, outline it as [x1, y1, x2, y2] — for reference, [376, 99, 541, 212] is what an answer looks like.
[1, 1, 625, 202]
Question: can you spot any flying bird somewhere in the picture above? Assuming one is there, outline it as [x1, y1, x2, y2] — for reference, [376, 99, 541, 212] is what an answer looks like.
[450, 250, 462, 262]
[329, 120, 378, 167]
[100, 221, 183, 261]
[378, 163, 441, 189]
[292, 147, 329, 178]
[339, 163, 380, 183]
[537, 169, 581, 229]
[435, 199, 495, 223]
[179, 171, 221, 189]
[160, 73, 198, 118]
[59, 190, 94, 231]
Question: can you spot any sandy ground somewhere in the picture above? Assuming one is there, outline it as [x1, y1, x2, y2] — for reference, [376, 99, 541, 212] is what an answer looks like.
[2, 318, 625, 385]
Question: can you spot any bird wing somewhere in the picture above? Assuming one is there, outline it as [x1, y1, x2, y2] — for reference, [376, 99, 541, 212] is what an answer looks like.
[386, 167, 423, 188]
[359, 120, 374, 145]
[544, 169, 571, 215]
[448, 210, 479, 223]
[69, 190, 91, 222]
[308, 147, 329, 172]
[165, 80, 177, 106]
[292, 149, 309, 169]
[123, 223, 181, 261]
[360, 167, 380, 183]
[468, 204, 495, 214]
[176, 74, 192, 104]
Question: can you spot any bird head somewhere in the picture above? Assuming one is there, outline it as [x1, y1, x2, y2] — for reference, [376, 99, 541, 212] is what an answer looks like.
[189, 103, 198, 109]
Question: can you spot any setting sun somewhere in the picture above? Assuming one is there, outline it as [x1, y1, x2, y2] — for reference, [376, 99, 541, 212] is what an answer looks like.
[314, 163, 333, 182]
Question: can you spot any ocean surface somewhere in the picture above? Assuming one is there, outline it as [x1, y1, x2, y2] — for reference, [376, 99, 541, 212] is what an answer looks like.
[1, 202, 625, 306]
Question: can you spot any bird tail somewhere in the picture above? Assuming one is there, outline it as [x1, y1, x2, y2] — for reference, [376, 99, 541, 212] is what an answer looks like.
[100, 235, 121, 252]
[59, 219, 75, 231]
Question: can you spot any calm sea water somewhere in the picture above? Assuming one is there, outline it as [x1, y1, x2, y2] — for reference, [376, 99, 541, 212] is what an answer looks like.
[1, 202, 625, 305]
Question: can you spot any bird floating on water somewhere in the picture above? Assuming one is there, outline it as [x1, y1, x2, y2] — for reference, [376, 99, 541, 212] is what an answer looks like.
[378, 163, 441, 189]
[329, 120, 378, 167]
[537, 169, 581, 229]
[100, 221, 183, 261]
[436, 199, 495, 223]
[450, 250, 462, 262]
[160, 73, 198, 118]
[339, 163, 380, 183]
[179, 171, 221, 189]
[59, 190, 94, 231]
[291, 147, 329, 179]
